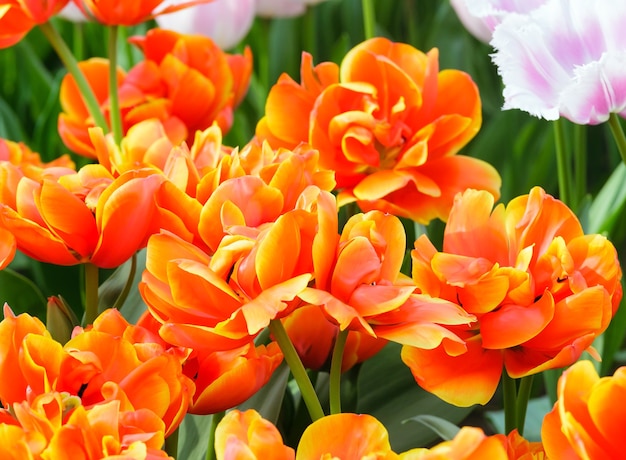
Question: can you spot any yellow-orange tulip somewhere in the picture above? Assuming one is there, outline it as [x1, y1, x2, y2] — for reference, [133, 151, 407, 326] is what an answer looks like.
[542, 360, 626, 459]
[256, 37, 501, 223]
[296, 413, 397, 460]
[214, 409, 294, 460]
[402, 187, 622, 407]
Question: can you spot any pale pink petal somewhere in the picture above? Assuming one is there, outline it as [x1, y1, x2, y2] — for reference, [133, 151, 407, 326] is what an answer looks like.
[491, 0, 626, 124]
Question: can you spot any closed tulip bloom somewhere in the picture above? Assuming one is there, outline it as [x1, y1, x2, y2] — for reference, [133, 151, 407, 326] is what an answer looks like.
[214, 409, 294, 460]
[402, 187, 622, 406]
[256, 37, 500, 222]
[542, 360, 626, 459]
[156, 0, 256, 50]
[491, 0, 626, 124]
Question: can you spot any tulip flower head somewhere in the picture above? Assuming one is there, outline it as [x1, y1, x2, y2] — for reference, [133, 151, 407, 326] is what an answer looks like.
[490, 0, 626, 124]
[256, 37, 501, 223]
[402, 187, 622, 406]
[156, 0, 256, 50]
[542, 360, 626, 459]
[0, 0, 69, 48]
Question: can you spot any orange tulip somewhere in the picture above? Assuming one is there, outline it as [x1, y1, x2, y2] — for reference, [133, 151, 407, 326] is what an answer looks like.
[0, 304, 51, 406]
[214, 409, 294, 460]
[542, 360, 626, 459]
[43, 399, 171, 458]
[75, 0, 212, 26]
[127, 28, 252, 143]
[256, 37, 501, 223]
[298, 210, 473, 354]
[59, 30, 251, 157]
[296, 413, 397, 460]
[0, 163, 169, 268]
[402, 187, 622, 407]
[0, 0, 68, 48]
[62, 309, 195, 437]
[185, 341, 283, 414]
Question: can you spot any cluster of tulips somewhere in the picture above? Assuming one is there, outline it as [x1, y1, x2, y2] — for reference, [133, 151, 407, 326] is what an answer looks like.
[1, 0, 625, 459]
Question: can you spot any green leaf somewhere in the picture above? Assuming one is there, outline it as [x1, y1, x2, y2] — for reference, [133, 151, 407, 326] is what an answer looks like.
[177, 413, 214, 460]
[356, 343, 474, 451]
[0, 268, 47, 320]
[402, 414, 461, 441]
[586, 162, 626, 235]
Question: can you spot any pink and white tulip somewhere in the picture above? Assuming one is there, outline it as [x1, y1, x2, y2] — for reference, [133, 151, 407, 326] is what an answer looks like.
[490, 0, 626, 125]
[156, 0, 256, 50]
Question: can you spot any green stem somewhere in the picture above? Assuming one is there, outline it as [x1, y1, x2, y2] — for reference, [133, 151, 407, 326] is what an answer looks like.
[553, 119, 572, 207]
[572, 124, 587, 207]
[329, 329, 349, 415]
[608, 112, 626, 166]
[108, 25, 123, 145]
[38, 22, 109, 132]
[515, 375, 534, 436]
[205, 411, 225, 460]
[502, 371, 517, 435]
[269, 320, 325, 421]
[361, 0, 376, 40]
[83, 263, 99, 326]
[72, 23, 84, 61]
[164, 426, 179, 458]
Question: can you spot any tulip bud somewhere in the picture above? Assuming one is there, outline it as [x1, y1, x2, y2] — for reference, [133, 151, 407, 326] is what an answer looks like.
[46, 296, 79, 344]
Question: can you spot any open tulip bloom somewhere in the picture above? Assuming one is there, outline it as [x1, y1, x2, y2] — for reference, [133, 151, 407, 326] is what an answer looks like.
[0, 1, 625, 459]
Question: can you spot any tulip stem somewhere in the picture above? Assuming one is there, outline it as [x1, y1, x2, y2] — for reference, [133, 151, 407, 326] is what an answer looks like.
[205, 411, 225, 460]
[608, 113, 626, 166]
[515, 375, 534, 437]
[38, 22, 109, 132]
[501, 370, 517, 434]
[553, 119, 572, 207]
[83, 263, 99, 326]
[361, 0, 376, 40]
[108, 25, 124, 145]
[572, 124, 587, 208]
[329, 329, 349, 415]
[269, 319, 325, 421]
[164, 426, 179, 458]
